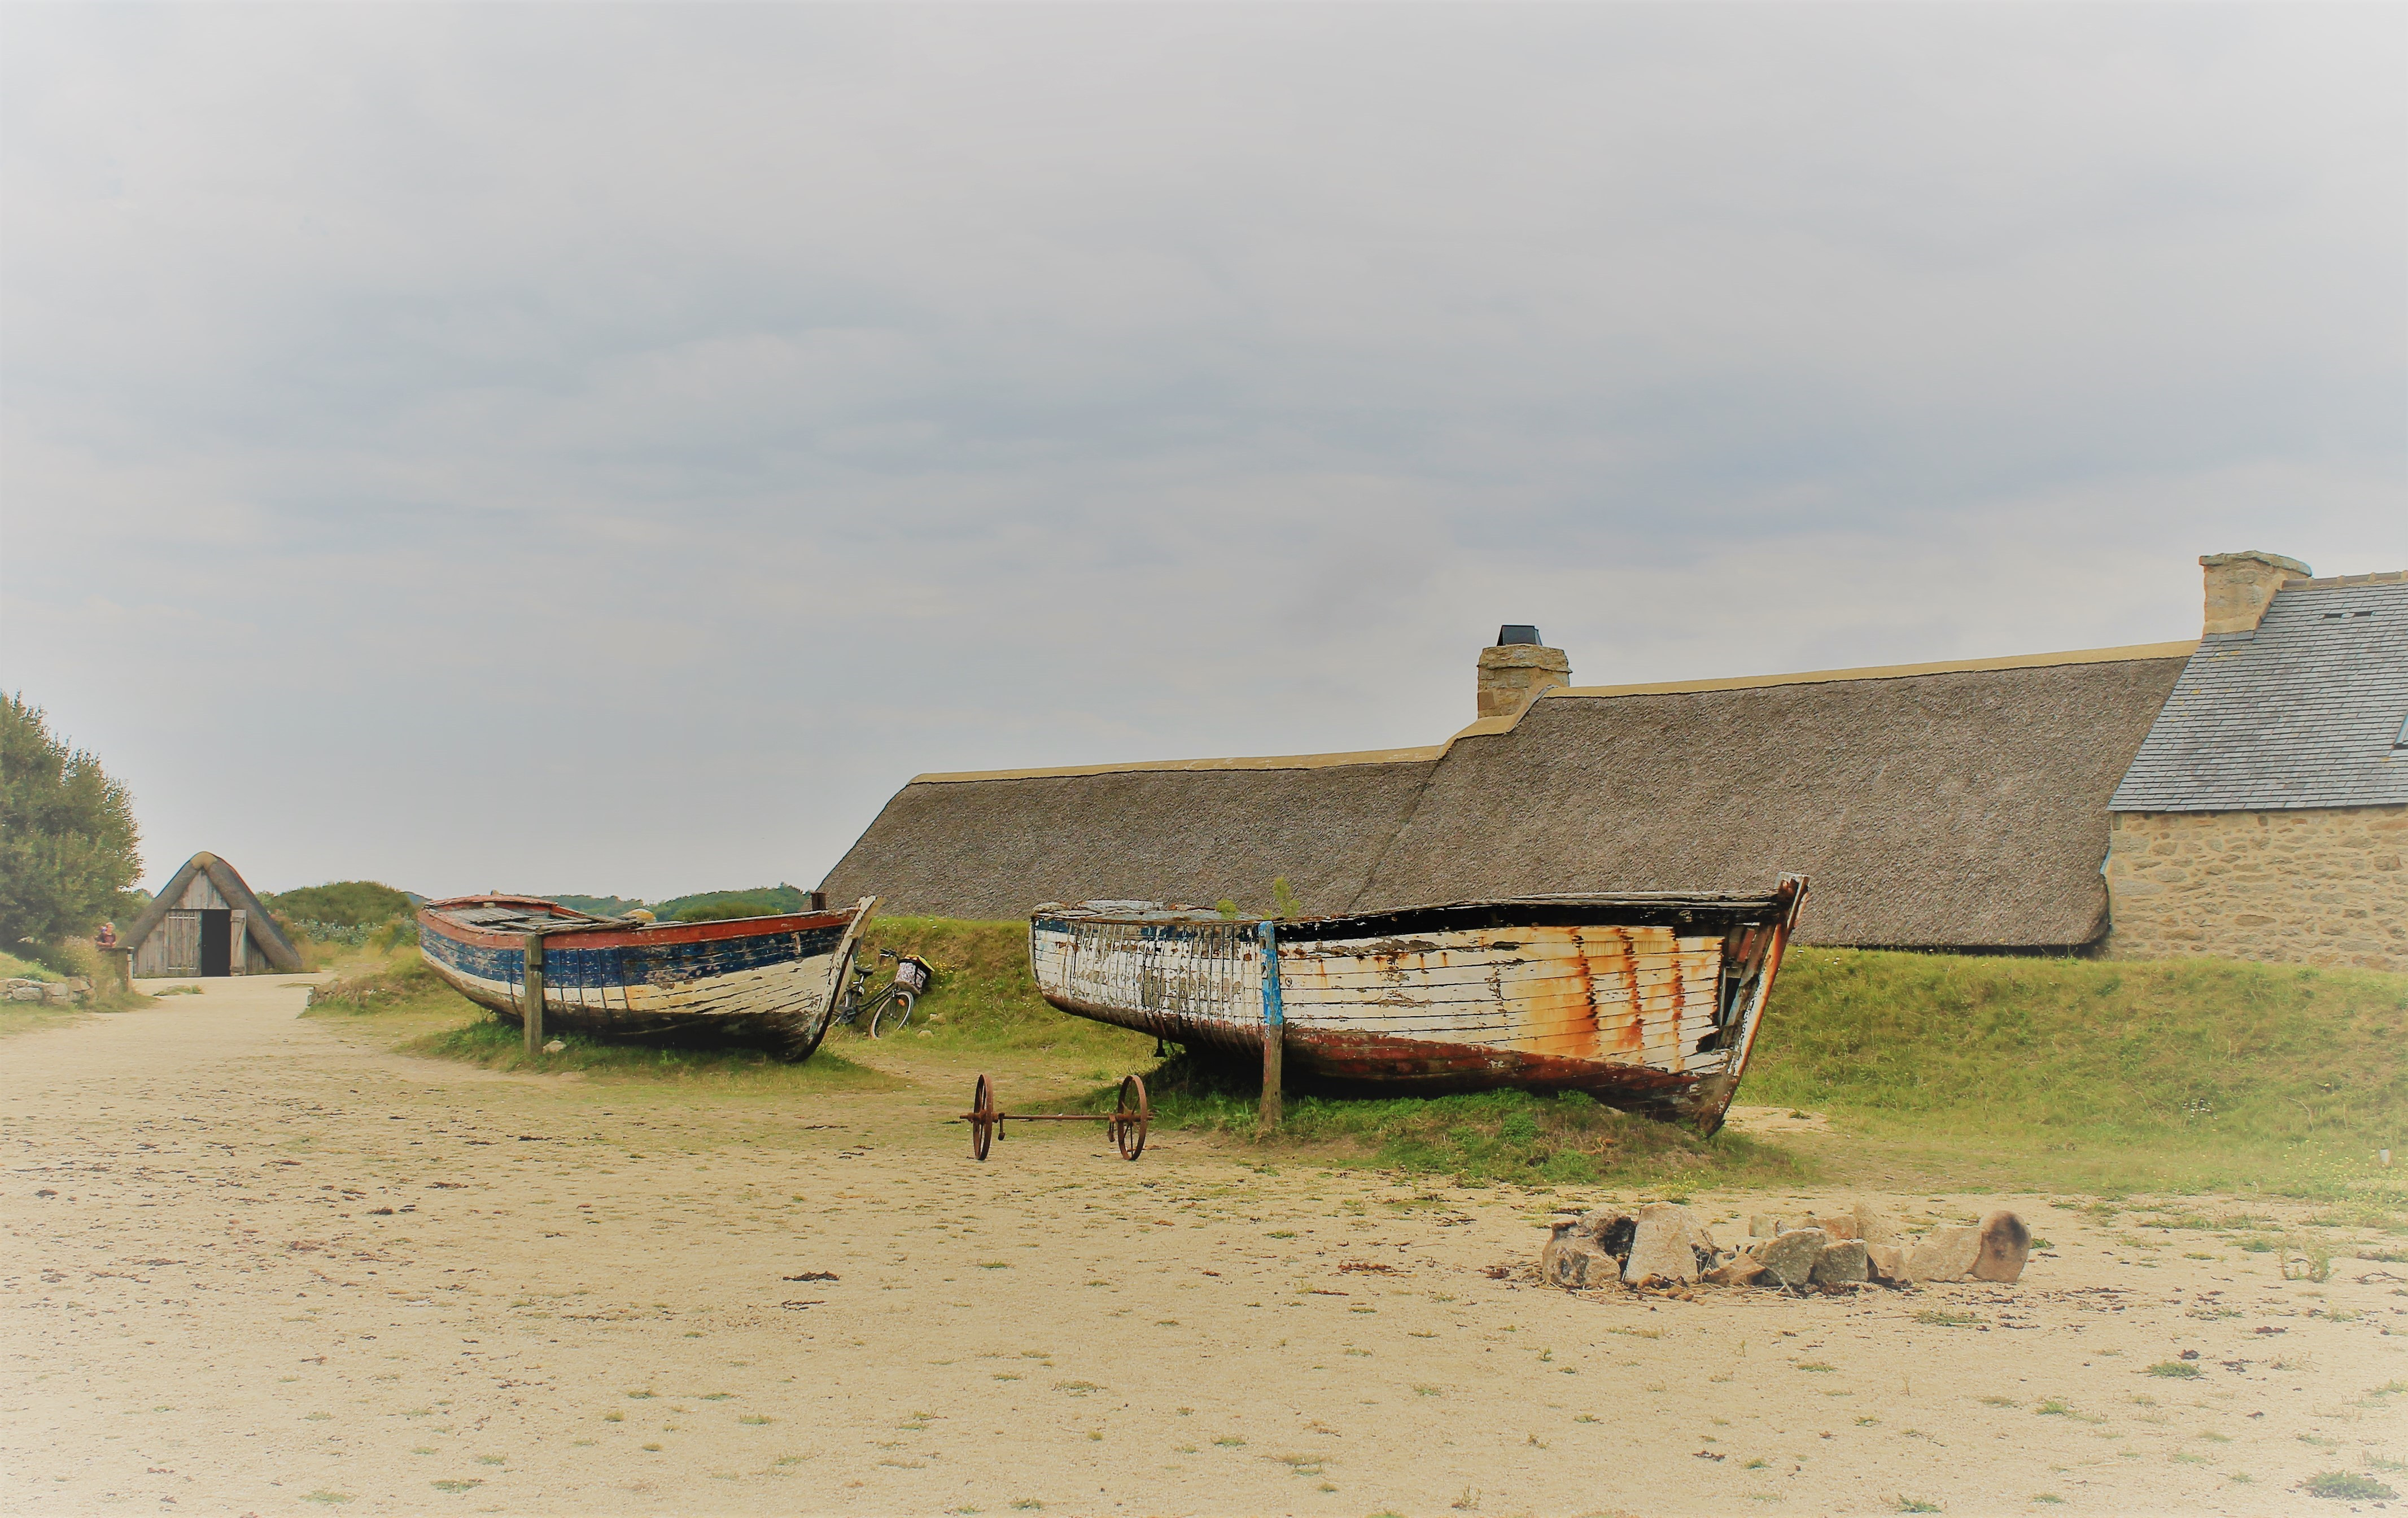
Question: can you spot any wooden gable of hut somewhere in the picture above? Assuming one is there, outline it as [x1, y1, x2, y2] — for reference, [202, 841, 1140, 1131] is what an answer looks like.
[124, 853, 304, 977]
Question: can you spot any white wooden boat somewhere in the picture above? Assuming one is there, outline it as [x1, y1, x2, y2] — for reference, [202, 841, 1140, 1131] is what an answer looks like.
[419, 894, 875, 1060]
[1030, 879, 1807, 1131]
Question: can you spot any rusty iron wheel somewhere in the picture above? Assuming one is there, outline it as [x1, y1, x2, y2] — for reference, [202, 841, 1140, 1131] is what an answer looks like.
[969, 1073, 996, 1161]
[1114, 1073, 1149, 1161]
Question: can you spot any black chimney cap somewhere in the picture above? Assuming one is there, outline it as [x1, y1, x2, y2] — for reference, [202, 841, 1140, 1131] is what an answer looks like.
[1495, 624, 1542, 646]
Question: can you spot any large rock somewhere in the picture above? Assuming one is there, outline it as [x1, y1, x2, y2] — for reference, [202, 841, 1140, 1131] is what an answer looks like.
[1540, 1208, 1634, 1289]
[1622, 1202, 1705, 1285]
[1807, 1211, 1860, 1242]
[1906, 1224, 1982, 1282]
[1576, 1208, 1638, 1257]
[1970, 1210, 2032, 1284]
[1866, 1243, 1910, 1283]
[1811, 1240, 1869, 1284]
[1755, 1227, 1829, 1288]
[1852, 1201, 1903, 1249]
[1705, 1255, 1769, 1287]
[1747, 1214, 1786, 1239]
[1540, 1227, 1620, 1289]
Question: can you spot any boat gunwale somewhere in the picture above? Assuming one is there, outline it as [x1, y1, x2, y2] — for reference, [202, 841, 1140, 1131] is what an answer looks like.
[1032, 890, 1796, 944]
[419, 895, 855, 953]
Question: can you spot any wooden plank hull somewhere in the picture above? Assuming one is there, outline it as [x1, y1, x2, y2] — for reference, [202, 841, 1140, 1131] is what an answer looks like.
[417, 894, 872, 1061]
[1030, 882, 1806, 1131]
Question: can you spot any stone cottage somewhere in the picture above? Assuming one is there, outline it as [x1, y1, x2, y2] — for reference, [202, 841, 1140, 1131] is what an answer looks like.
[2105, 553, 2407, 972]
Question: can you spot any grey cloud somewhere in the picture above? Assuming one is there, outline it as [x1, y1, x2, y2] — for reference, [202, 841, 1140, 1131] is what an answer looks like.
[2, 4, 2400, 898]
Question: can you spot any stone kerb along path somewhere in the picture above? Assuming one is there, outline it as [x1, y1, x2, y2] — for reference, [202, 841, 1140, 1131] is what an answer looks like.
[4, 979, 2405, 1515]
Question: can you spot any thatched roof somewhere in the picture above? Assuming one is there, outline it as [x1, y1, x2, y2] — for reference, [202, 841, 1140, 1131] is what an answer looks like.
[1356, 648, 2192, 948]
[122, 852, 305, 972]
[821, 756, 1438, 922]
[819, 641, 2195, 949]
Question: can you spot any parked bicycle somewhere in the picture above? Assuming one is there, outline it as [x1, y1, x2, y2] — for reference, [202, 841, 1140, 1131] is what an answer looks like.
[833, 947, 933, 1037]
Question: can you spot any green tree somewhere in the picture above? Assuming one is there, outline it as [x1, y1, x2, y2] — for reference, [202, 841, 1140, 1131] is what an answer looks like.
[0, 694, 142, 949]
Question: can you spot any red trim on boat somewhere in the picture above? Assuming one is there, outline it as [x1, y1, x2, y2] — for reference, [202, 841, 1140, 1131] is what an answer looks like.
[418, 895, 851, 951]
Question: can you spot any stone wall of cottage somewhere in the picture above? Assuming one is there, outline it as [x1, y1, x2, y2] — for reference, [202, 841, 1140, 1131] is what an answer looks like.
[2105, 805, 2407, 973]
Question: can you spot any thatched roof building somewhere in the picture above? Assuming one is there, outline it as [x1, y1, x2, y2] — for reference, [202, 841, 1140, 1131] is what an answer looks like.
[821, 640, 2195, 951]
[124, 852, 304, 977]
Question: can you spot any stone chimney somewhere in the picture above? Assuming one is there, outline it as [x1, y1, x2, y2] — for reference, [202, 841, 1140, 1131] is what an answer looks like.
[1476, 625, 1571, 720]
[2200, 550, 2311, 636]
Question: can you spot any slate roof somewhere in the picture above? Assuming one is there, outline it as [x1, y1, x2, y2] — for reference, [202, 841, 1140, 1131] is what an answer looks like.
[2111, 572, 2408, 813]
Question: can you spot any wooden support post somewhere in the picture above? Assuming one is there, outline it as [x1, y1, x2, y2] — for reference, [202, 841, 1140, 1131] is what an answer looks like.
[1256, 921, 1283, 1134]
[523, 932, 545, 1057]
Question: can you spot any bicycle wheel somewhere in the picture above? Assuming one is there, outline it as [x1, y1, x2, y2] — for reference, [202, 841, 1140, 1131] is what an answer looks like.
[871, 988, 916, 1039]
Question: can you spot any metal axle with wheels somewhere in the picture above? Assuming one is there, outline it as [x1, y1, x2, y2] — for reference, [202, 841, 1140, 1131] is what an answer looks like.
[963, 1074, 1150, 1162]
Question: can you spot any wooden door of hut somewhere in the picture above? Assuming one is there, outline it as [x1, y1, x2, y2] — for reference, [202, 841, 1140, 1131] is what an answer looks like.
[198, 909, 233, 975]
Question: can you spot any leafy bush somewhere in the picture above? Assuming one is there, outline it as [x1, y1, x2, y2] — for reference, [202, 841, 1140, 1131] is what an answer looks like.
[262, 881, 414, 928]
[0, 693, 140, 950]
[671, 894, 799, 923]
[308, 951, 449, 1013]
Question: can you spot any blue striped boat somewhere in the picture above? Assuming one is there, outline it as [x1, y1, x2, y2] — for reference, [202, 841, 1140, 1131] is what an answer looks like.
[418, 894, 876, 1060]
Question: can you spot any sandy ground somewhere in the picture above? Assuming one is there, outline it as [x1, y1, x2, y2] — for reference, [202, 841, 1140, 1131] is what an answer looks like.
[4, 977, 2405, 1517]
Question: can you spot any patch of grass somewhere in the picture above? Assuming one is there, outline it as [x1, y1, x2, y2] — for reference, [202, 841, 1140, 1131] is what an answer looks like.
[0, 948, 67, 982]
[827, 917, 1155, 1059]
[1913, 1310, 1983, 1328]
[1110, 1056, 1808, 1188]
[1745, 948, 2408, 1198]
[307, 945, 903, 1088]
[0, 943, 160, 1033]
[2304, 1471, 2398, 1500]
[2146, 1362, 2204, 1380]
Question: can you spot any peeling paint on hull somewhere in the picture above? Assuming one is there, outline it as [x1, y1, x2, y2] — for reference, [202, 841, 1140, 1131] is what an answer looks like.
[418, 894, 872, 1060]
[1031, 883, 1806, 1132]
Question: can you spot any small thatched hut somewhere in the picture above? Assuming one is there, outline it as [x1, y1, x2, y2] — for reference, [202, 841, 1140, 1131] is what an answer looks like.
[124, 852, 303, 977]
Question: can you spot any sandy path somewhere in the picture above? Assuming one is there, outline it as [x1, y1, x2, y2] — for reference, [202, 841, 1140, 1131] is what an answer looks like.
[3, 977, 2403, 1516]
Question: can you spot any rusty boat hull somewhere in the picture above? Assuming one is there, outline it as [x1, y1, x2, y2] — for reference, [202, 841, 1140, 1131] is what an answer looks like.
[1029, 880, 1807, 1131]
[418, 894, 875, 1061]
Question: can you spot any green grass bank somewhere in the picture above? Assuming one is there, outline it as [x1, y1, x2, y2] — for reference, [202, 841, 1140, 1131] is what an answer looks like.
[299, 914, 2406, 1197]
[1746, 947, 2406, 1196]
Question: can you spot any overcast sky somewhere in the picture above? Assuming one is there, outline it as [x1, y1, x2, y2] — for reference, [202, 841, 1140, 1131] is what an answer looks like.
[4, 4, 2402, 903]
